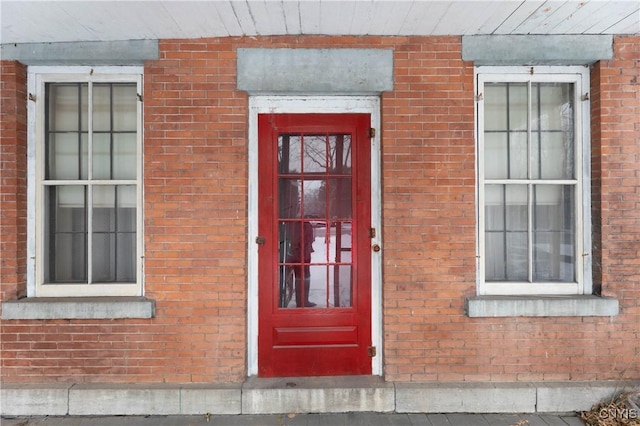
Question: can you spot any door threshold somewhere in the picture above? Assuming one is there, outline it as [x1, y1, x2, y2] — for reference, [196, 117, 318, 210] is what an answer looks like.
[245, 375, 388, 389]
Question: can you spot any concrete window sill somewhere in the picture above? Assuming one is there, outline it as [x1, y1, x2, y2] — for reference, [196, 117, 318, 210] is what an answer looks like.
[465, 295, 619, 317]
[1, 297, 155, 320]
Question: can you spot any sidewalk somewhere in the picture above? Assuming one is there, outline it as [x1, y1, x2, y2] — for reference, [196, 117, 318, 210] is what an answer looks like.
[1, 413, 586, 425]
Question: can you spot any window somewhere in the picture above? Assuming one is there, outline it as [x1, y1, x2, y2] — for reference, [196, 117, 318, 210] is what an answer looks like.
[28, 67, 143, 297]
[476, 66, 591, 295]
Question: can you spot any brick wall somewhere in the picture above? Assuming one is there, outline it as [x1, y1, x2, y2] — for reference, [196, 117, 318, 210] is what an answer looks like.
[591, 35, 640, 375]
[0, 61, 27, 302]
[1, 35, 638, 384]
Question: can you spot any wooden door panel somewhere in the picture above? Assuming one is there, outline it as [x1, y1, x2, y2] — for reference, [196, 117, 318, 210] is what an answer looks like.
[273, 326, 358, 346]
[258, 113, 371, 377]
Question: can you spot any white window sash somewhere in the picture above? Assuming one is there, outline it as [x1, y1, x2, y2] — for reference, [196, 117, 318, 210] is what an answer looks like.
[475, 66, 591, 296]
[28, 66, 144, 297]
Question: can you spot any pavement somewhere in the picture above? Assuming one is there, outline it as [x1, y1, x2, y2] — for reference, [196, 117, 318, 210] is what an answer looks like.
[1, 413, 586, 426]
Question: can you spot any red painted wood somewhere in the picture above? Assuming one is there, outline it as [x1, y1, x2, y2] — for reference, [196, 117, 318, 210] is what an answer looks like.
[257, 113, 372, 377]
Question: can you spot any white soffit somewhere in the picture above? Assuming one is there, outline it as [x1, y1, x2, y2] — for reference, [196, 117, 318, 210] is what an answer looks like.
[1, 1, 639, 45]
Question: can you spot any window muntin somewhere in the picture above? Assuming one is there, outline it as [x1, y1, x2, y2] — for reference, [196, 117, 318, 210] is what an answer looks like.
[30, 67, 143, 297]
[477, 67, 589, 295]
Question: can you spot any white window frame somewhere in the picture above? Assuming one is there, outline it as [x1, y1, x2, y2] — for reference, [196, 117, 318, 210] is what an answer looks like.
[475, 66, 592, 296]
[27, 66, 144, 297]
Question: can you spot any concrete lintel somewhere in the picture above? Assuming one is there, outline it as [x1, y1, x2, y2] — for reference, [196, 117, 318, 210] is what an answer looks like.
[0, 40, 159, 66]
[1, 297, 156, 320]
[537, 381, 640, 412]
[465, 295, 619, 317]
[237, 48, 394, 95]
[462, 35, 613, 65]
[396, 382, 537, 413]
[0, 383, 70, 416]
[242, 376, 395, 414]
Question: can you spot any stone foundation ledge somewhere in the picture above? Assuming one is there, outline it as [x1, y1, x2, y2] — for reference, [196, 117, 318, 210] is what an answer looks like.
[1, 380, 638, 417]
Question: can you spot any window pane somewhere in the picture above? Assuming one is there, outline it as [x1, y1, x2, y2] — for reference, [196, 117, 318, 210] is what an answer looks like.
[531, 83, 575, 179]
[47, 133, 88, 180]
[533, 185, 575, 282]
[328, 222, 352, 264]
[278, 134, 301, 174]
[46, 83, 89, 181]
[47, 133, 81, 180]
[309, 264, 328, 308]
[484, 185, 504, 231]
[484, 131, 527, 180]
[532, 131, 574, 180]
[484, 184, 528, 281]
[112, 84, 137, 131]
[329, 134, 351, 172]
[92, 133, 137, 180]
[505, 185, 528, 231]
[48, 84, 80, 132]
[484, 133, 508, 179]
[508, 84, 528, 131]
[506, 232, 528, 280]
[537, 83, 573, 131]
[509, 132, 528, 179]
[328, 178, 352, 219]
[80, 85, 89, 132]
[92, 185, 136, 282]
[44, 186, 87, 283]
[279, 179, 301, 219]
[484, 232, 505, 280]
[117, 185, 137, 228]
[113, 133, 137, 180]
[92, 133, 111, 180]
[484, 84, 507, 131]
[328, 264, 352, 307]
[93, 84, 111, 132]
[303, 135, 326, 173]
[303, 180, 322, 218]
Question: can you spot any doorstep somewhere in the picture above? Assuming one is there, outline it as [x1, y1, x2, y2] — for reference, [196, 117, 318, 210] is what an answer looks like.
[1, 379, 638, 417]
[242, 375, 394, 414]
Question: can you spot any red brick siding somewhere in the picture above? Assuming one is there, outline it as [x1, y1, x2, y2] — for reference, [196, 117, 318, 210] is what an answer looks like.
[0, 61, 27, 302]
[1, 35, 638, 384]
[591, 35, 640, 376]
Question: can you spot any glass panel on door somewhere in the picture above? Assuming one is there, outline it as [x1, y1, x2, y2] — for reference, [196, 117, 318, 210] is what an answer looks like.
[277, 133, 353, 308]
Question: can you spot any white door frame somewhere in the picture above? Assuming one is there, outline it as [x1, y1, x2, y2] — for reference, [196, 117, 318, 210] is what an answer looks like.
[247, 96, 382, 376]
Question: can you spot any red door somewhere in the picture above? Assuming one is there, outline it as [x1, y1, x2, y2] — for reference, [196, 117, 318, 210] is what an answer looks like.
[257, 113, 372, 377]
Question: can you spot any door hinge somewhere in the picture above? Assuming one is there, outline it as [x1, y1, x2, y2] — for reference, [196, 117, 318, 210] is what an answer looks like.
[367, 346, 377, 357]
[255, 236, 266, 245]
[475, 92, 484, 102]
[369, 228, 376, 238]
[368, 128, 376, 138]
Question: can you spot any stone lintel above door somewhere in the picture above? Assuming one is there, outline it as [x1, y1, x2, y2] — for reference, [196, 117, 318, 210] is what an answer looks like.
[237, 48, 394, 95]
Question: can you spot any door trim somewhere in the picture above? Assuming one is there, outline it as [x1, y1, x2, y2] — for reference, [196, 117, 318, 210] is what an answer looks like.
[248, 96, 382, 376]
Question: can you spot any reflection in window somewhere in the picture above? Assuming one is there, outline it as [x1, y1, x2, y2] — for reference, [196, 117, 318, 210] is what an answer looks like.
[44, 82, 138, 284]
[277, 133, 353, 308]
[483, 80, 577, 286]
